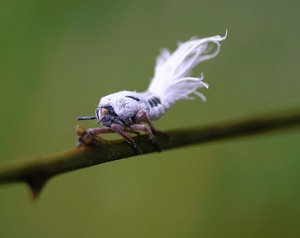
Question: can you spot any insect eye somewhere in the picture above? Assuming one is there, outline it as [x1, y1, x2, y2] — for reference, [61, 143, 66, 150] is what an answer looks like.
[101, 108, 108, 115]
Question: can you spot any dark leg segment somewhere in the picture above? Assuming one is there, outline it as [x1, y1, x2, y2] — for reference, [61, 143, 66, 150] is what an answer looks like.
[134, 109, 159, 133]
[130, 124, 161, 152]
[88, 125, 142, 154]
[88, 127, 116, 140]
[110, 123, 142, 154]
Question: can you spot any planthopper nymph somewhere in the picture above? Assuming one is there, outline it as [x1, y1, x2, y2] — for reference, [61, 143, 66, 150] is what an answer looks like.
[77, 31, 227, 153]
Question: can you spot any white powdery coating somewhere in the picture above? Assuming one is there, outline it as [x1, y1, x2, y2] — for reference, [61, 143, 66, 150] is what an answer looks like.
[147, 31, 227, 109]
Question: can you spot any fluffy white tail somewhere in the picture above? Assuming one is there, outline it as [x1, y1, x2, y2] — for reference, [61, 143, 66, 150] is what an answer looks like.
[147, 31, 227, 109]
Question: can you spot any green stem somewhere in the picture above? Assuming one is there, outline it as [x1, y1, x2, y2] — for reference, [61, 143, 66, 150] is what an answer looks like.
[0, 108, 300, 198]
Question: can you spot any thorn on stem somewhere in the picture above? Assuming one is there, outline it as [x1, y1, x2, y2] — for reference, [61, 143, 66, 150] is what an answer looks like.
[27, 177, 49, 200]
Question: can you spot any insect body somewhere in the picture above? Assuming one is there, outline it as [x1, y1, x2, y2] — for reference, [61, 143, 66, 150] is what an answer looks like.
[77, 32, 227, 153]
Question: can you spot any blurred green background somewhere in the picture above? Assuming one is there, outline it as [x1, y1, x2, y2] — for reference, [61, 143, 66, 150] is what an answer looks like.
[1, 0, 300, 237]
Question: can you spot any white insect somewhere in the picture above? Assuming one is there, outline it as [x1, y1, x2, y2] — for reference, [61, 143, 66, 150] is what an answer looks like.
[77, 31, 227, 153]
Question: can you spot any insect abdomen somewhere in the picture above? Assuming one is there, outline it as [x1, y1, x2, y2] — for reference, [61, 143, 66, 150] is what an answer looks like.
[145, 96, 166, 121]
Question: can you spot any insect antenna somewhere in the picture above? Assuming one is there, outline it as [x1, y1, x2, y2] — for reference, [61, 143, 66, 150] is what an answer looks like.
[76, 116, 97, 121]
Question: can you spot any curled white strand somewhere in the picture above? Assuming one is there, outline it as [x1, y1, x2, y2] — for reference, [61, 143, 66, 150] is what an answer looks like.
[147, 30, 227, 108]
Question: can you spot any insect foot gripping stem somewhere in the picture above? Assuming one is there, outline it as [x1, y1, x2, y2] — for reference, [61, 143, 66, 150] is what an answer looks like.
[110, 123, 143, 154]
[83, 123, 163, 154]
[129, 124, 161, 152]
[76, 125, 101, 147]
[81, 123, 143, 154]
[76, 120, 159, 154]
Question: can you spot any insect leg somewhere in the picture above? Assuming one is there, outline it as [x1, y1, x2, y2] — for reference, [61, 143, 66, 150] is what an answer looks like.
[129, 124, 161, 152]
[88, 127, 116, 140]
[110, 123, 142, 154]
[124, 129, 141, 136]
[135, 109, 158, 133]
[76, 125, 101, 147]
